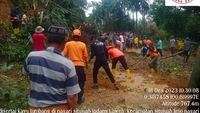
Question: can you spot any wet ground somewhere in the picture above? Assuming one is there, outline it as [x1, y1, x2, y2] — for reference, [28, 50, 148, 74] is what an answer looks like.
[78, 49, 192, 110]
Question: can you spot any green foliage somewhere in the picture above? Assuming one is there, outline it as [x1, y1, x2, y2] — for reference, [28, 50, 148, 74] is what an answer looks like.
[10, 0, 21, 5]
[184, 14, 200, 42]
[10, 0, 87, 32]
[1, 0, 87, 63]
[156, 29, 170, 48]
[158, 57, 192, 80]
[88, 0, 149, 33]
[0, 30, 32, 63]
[1, 0, 90, 104]
[150, 0, 200, 42]
[88, 0, 131, 32]
[146, 21, 158, 36]
[40, 0, 87, 31]
[0, 66, 29, 109]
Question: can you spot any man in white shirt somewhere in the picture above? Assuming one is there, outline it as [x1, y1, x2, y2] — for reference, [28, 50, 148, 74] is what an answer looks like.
[170, 36, 176, 55]
[119, 34, 124, 51]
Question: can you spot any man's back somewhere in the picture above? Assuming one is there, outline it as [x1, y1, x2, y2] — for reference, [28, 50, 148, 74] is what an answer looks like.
[120, 35, 124, 43]
[90, 41, 108, 61]
[63, 41, 88, 66]
[170, 39, 176, 47]
[157, 40, 163, 49]
[184, 40, 191, 51]
[134, 37, 139, 43]
[24, 47, 80, 107]
[108, 48, 124, 58]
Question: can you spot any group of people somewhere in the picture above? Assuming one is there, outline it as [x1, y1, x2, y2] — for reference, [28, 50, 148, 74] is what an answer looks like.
[102, 32, 147, 51]
[170, 36, 197, 63]
[112, 33, 160, 72]
[23, 24, 198, 112]
[102, 32, 195, 64]
[10, 5, 28, 34]
[24, 25, 133, 112]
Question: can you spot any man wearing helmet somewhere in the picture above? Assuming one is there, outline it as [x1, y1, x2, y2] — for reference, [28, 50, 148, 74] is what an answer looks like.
[145, 39, 159, 72]
[63, 29, 88, 104]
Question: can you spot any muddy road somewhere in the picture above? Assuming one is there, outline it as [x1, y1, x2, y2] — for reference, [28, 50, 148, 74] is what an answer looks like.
[79, 49, 192, 110]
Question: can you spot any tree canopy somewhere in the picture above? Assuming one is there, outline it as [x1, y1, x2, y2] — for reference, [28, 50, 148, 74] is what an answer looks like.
[150, 0, 200, 41]
[1, 0, 200, 63]
[88, 0, 150, 33]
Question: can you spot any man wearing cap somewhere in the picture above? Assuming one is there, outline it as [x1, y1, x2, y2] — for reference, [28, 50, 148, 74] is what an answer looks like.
[23, 26, 80, 112]
[32, 26, 46, 51]
[63, 29, 88, 105]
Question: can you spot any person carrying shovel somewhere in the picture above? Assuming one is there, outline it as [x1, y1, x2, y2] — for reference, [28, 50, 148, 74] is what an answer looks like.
[145, 39, 159, 73]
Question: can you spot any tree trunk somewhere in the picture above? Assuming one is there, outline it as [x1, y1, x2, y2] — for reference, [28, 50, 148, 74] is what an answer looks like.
[39, 11, 43, 24]
[132, 11, 135, 21]
[142, 11, 145, 21]
[33, 0, 37, 10]
[136, 11, 138, 33]
[132, 11, 135, 31]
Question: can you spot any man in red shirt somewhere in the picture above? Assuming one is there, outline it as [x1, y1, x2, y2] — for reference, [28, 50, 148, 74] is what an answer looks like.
[32, 26, 46, 51]
[107, 46, 131, 80]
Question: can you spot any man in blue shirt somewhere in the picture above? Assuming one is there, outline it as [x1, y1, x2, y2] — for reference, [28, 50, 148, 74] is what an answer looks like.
[23, 25, 80, 112]
[157, 38, 163, 56]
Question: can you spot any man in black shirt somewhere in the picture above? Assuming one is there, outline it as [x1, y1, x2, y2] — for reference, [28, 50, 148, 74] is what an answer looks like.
[89, 37, 118, 90]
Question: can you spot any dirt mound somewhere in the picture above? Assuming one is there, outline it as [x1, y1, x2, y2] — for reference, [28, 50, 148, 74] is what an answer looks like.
[0, 0, 12, 27]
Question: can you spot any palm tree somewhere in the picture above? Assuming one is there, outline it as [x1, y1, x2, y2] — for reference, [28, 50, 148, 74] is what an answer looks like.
[140, 0, 150, 21]
[127, 0, 140, 33]
[127, 0, 149, 32]
[135, 0, 140, 30]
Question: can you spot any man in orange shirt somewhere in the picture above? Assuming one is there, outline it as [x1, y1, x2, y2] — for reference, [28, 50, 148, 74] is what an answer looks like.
[63, 29, 88, 104]
[107, 46, 131, 80]
[145, 40, 158, 72]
